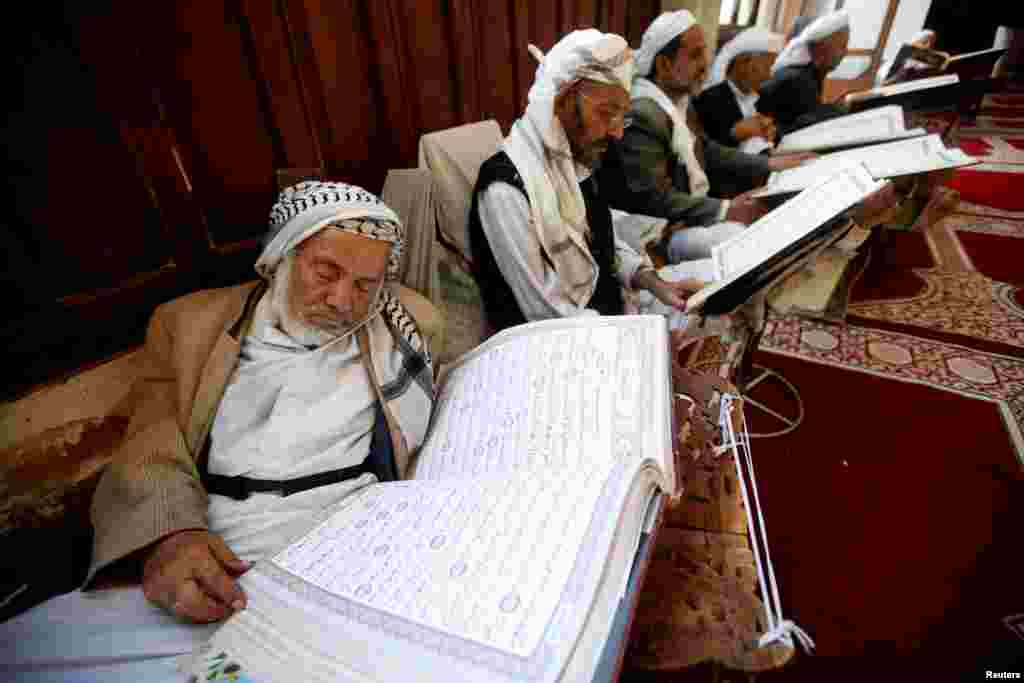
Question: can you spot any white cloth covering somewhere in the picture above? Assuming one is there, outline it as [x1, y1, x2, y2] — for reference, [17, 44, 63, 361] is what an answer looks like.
[0, 587, 216, 682]
[634, 10, 697, 78]
[772, 10, 850, 74]
[667, 221, 746, 262]
[504, 29, 634, 309]
[632, 78, 711, 198]
[705, 28, 785, 90]
[204, 289, 386, 563]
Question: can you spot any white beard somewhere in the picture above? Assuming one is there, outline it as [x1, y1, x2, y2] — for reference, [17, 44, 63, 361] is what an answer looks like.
[269, 253, 348, 348]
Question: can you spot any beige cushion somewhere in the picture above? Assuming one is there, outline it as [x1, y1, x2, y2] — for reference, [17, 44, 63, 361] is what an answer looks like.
[382, 168, 440, 305]
[418, 120, 504, 263]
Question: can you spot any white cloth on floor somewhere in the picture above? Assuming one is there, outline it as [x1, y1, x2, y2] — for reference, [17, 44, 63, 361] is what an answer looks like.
[667, 221, 746, 262]
[0, 587, 216, 682]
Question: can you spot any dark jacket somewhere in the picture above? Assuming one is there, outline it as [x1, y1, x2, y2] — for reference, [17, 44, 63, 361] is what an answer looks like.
[693, 81, 745, 147]
[597, 97, 771, 226]
[758, 63, 848, 136]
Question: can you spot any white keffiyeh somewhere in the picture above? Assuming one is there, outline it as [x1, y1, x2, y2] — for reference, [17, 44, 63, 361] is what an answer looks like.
[634, 10, 697, 78]
[772, 10, 850, 74]
[503, 29, 634, 307]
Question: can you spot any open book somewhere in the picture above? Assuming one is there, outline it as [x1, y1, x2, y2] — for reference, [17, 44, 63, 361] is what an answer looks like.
[894, 45, 1007, 80]
[845, 74, 960, 109]
[188, 315, 677, 683]
[686, 163, 885, 315]
[753, 133, 977, 198]
[774, 105, 925, 154]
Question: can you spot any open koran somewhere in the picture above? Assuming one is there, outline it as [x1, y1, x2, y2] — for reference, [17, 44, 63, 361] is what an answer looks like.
[752, 133, 977, 198]
[774, 105, 925, 154]
[686, 163, 885, 316]
[844, 73, 961, 108]
[188, 315, 676, 683]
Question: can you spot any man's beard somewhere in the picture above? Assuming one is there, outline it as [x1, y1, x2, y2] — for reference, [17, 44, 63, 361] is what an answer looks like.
[271, 254, 353, 348]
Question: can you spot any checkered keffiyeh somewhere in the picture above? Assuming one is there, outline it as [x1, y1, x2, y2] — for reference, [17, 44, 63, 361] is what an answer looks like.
[256, 181, 403, 280]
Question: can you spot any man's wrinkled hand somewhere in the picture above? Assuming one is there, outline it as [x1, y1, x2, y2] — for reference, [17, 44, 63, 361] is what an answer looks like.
[768, 151, 817, 171]
[650, 277, 706, 310]
[142, 529, 250, 623]
[725, 193, 767, 225]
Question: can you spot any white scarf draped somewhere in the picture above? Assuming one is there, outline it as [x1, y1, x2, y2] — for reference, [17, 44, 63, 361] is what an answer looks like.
[503, 29, 634, 307]
[631, 77, 710, 197]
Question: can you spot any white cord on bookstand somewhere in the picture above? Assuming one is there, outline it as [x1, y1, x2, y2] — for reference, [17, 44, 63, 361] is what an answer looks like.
[717, 393, 816, 654]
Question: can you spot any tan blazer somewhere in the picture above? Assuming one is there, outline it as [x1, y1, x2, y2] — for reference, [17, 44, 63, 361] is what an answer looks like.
[86, 281, 442, 586]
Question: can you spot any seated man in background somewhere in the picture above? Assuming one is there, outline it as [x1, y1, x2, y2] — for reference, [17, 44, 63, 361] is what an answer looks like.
[0, 182, 438, 682]
[598, 11, 811, 265]
[695, 27, 787, 153]
[758, 9, 851, 137]
[469, 28, 709, 336]
[875, 29, 941, 85]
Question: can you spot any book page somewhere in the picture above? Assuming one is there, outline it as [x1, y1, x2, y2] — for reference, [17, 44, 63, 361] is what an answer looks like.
[775, 105, 924, 154]
[754, 134, 977, 197]
[687, 164, 880, 313]
[266, 468, 630, 660]
[847, 74, 959, 104]
[413, 315, 674, 494]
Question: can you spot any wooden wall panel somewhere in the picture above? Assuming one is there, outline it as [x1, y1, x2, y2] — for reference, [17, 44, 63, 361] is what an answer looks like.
[151, 0, 279, 247]
[6, 0, 667, 398]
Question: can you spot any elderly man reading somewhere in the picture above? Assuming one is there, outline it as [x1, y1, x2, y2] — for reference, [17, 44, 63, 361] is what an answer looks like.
[469, 29, 711, 336]
[757, 10, 851, 136]
[597, 11, 812, 264]
[0, 183, 438, 682]
[695, 28, 787, 153]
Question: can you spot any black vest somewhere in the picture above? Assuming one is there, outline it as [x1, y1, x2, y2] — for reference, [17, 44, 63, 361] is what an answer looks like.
[468, 151, 625, 334]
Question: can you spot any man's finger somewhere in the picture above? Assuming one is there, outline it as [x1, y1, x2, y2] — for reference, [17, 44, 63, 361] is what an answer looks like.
[172, 579, 233, 623]
[193, 554, 246, 611]
[207, 535, 250, 575]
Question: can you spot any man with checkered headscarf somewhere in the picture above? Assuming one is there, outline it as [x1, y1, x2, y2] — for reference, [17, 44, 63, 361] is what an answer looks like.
[0, 182, 439, 681]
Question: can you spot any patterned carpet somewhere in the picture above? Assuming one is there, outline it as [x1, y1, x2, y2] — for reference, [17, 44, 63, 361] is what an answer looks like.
[718, 122, 1024, 678]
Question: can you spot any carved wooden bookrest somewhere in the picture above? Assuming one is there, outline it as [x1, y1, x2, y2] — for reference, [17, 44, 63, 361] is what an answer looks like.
[624, 355, 794, 676]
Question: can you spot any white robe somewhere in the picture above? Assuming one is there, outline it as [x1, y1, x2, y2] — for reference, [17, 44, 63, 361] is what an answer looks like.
[0, 295, 386, 682]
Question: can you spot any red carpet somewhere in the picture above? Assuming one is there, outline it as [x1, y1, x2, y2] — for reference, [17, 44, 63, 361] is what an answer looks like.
[741, 353, 1024, 681]
[956, 137, 993, 155]
[945, 169, 1024, 211]
[955, 231, 1024, 285]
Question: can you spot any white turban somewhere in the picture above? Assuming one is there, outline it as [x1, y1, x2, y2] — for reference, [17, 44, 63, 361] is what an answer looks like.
[771, 10, 850, 74]
[635, 10, 698, 78]
[256, 181, 403, 280]
[704, 28, 785, 90]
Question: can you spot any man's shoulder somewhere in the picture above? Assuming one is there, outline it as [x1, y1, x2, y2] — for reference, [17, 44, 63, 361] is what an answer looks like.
[476, 149, 527, 199]
[695, 81, 731, 106]
[154, 281, 262, 328]
[763, 65, 815, 91]
[630, 97, 672, 133]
